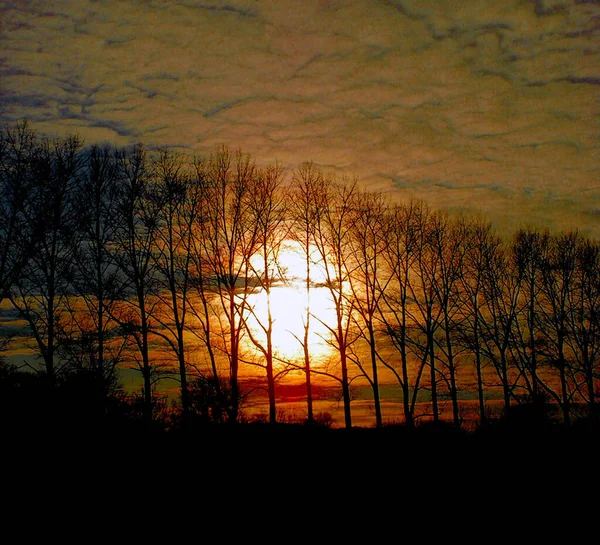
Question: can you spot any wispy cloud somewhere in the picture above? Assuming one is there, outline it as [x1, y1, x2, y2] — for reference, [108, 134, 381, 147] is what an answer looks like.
[1, 0, 598, 236]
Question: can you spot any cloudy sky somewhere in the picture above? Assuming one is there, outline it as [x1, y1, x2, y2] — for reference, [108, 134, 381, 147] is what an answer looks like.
[1, 0, 599, 237]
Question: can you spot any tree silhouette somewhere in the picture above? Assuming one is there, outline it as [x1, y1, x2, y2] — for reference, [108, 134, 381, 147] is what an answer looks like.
[2, 126, 599, 434]
[186, 157, 224, 412]
[147, 148, 196, 423]
[113, 144, 163, 426]
[538, 231, 581, 427]
[511, 228, 549, 404]
[245, 162, 288, 424]
[311, 174, 359, 429]
[459, 218, 499, 427]
[289, 162, 323, 424]
[480, 229, 521, 416]
[406, 205, 444, 423]
[0, 121, 49, 306]
[567, 238, 600, 418]
[379, 200, 427, 428]
[64, 144, 127, 408]
[430, 213, 470, 428]
[9, 132, 83, 386]
[347, 188, 389, 429]
[199, 147, 261, 423]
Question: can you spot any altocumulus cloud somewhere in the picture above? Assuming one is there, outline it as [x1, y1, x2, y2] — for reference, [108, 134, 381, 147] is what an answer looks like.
[1, 0, 599, 236]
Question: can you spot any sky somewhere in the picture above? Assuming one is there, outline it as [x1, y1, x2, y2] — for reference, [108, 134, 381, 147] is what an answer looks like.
[1, 0, 599, 238]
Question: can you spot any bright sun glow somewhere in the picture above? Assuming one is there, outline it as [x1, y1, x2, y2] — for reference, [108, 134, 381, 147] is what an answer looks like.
[245, 240, 335, 363]
[246, 285, 336, 362]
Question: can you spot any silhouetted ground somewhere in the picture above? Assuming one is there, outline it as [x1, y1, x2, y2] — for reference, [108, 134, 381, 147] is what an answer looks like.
[2, 364, 598, 456]
[155, 417, 600, 459]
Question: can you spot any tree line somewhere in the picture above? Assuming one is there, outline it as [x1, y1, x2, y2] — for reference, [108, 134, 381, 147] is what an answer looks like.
[1, 121, 599, 432]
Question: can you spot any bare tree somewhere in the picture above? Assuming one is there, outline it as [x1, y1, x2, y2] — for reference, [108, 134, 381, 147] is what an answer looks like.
[311, 174, 359, 429]
[537, 231, 581, 426]
[186, 158, 222, 399]
[567, 238, 600, 418]
[113, 144, 163, 426]
[146, 148, 197, 423]
[479, 234, 522, 416]
[65, 144, 127, 399]
[9, 132, 83, 386]
[245, 162, 289, 424]
[0, 121, 48, 305]
[347, 188, 390, 428]
[459, 218, 500, 426]
[511, 228, 549, 404]
[200, 147, 261, 423]
[379, 200, 428, 428]
[288, 162, 323, 424]
[431, 213, 471, 428]
[406, 207, 445, 423]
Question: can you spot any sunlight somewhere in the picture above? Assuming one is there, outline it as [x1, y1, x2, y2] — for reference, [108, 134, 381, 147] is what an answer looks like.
[250, 239, 329, 285]
[245, 284, 336, 363]
[245, 239, 336, 364]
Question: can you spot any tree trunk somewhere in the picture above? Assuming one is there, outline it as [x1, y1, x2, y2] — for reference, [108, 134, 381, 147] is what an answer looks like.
[368, 322, 382, 428]
[428, 328, 439, 422]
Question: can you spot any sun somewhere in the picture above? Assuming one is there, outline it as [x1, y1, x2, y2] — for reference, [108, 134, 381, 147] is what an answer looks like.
[245, 240, 335, 363]
[246, 284, 336, 361]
